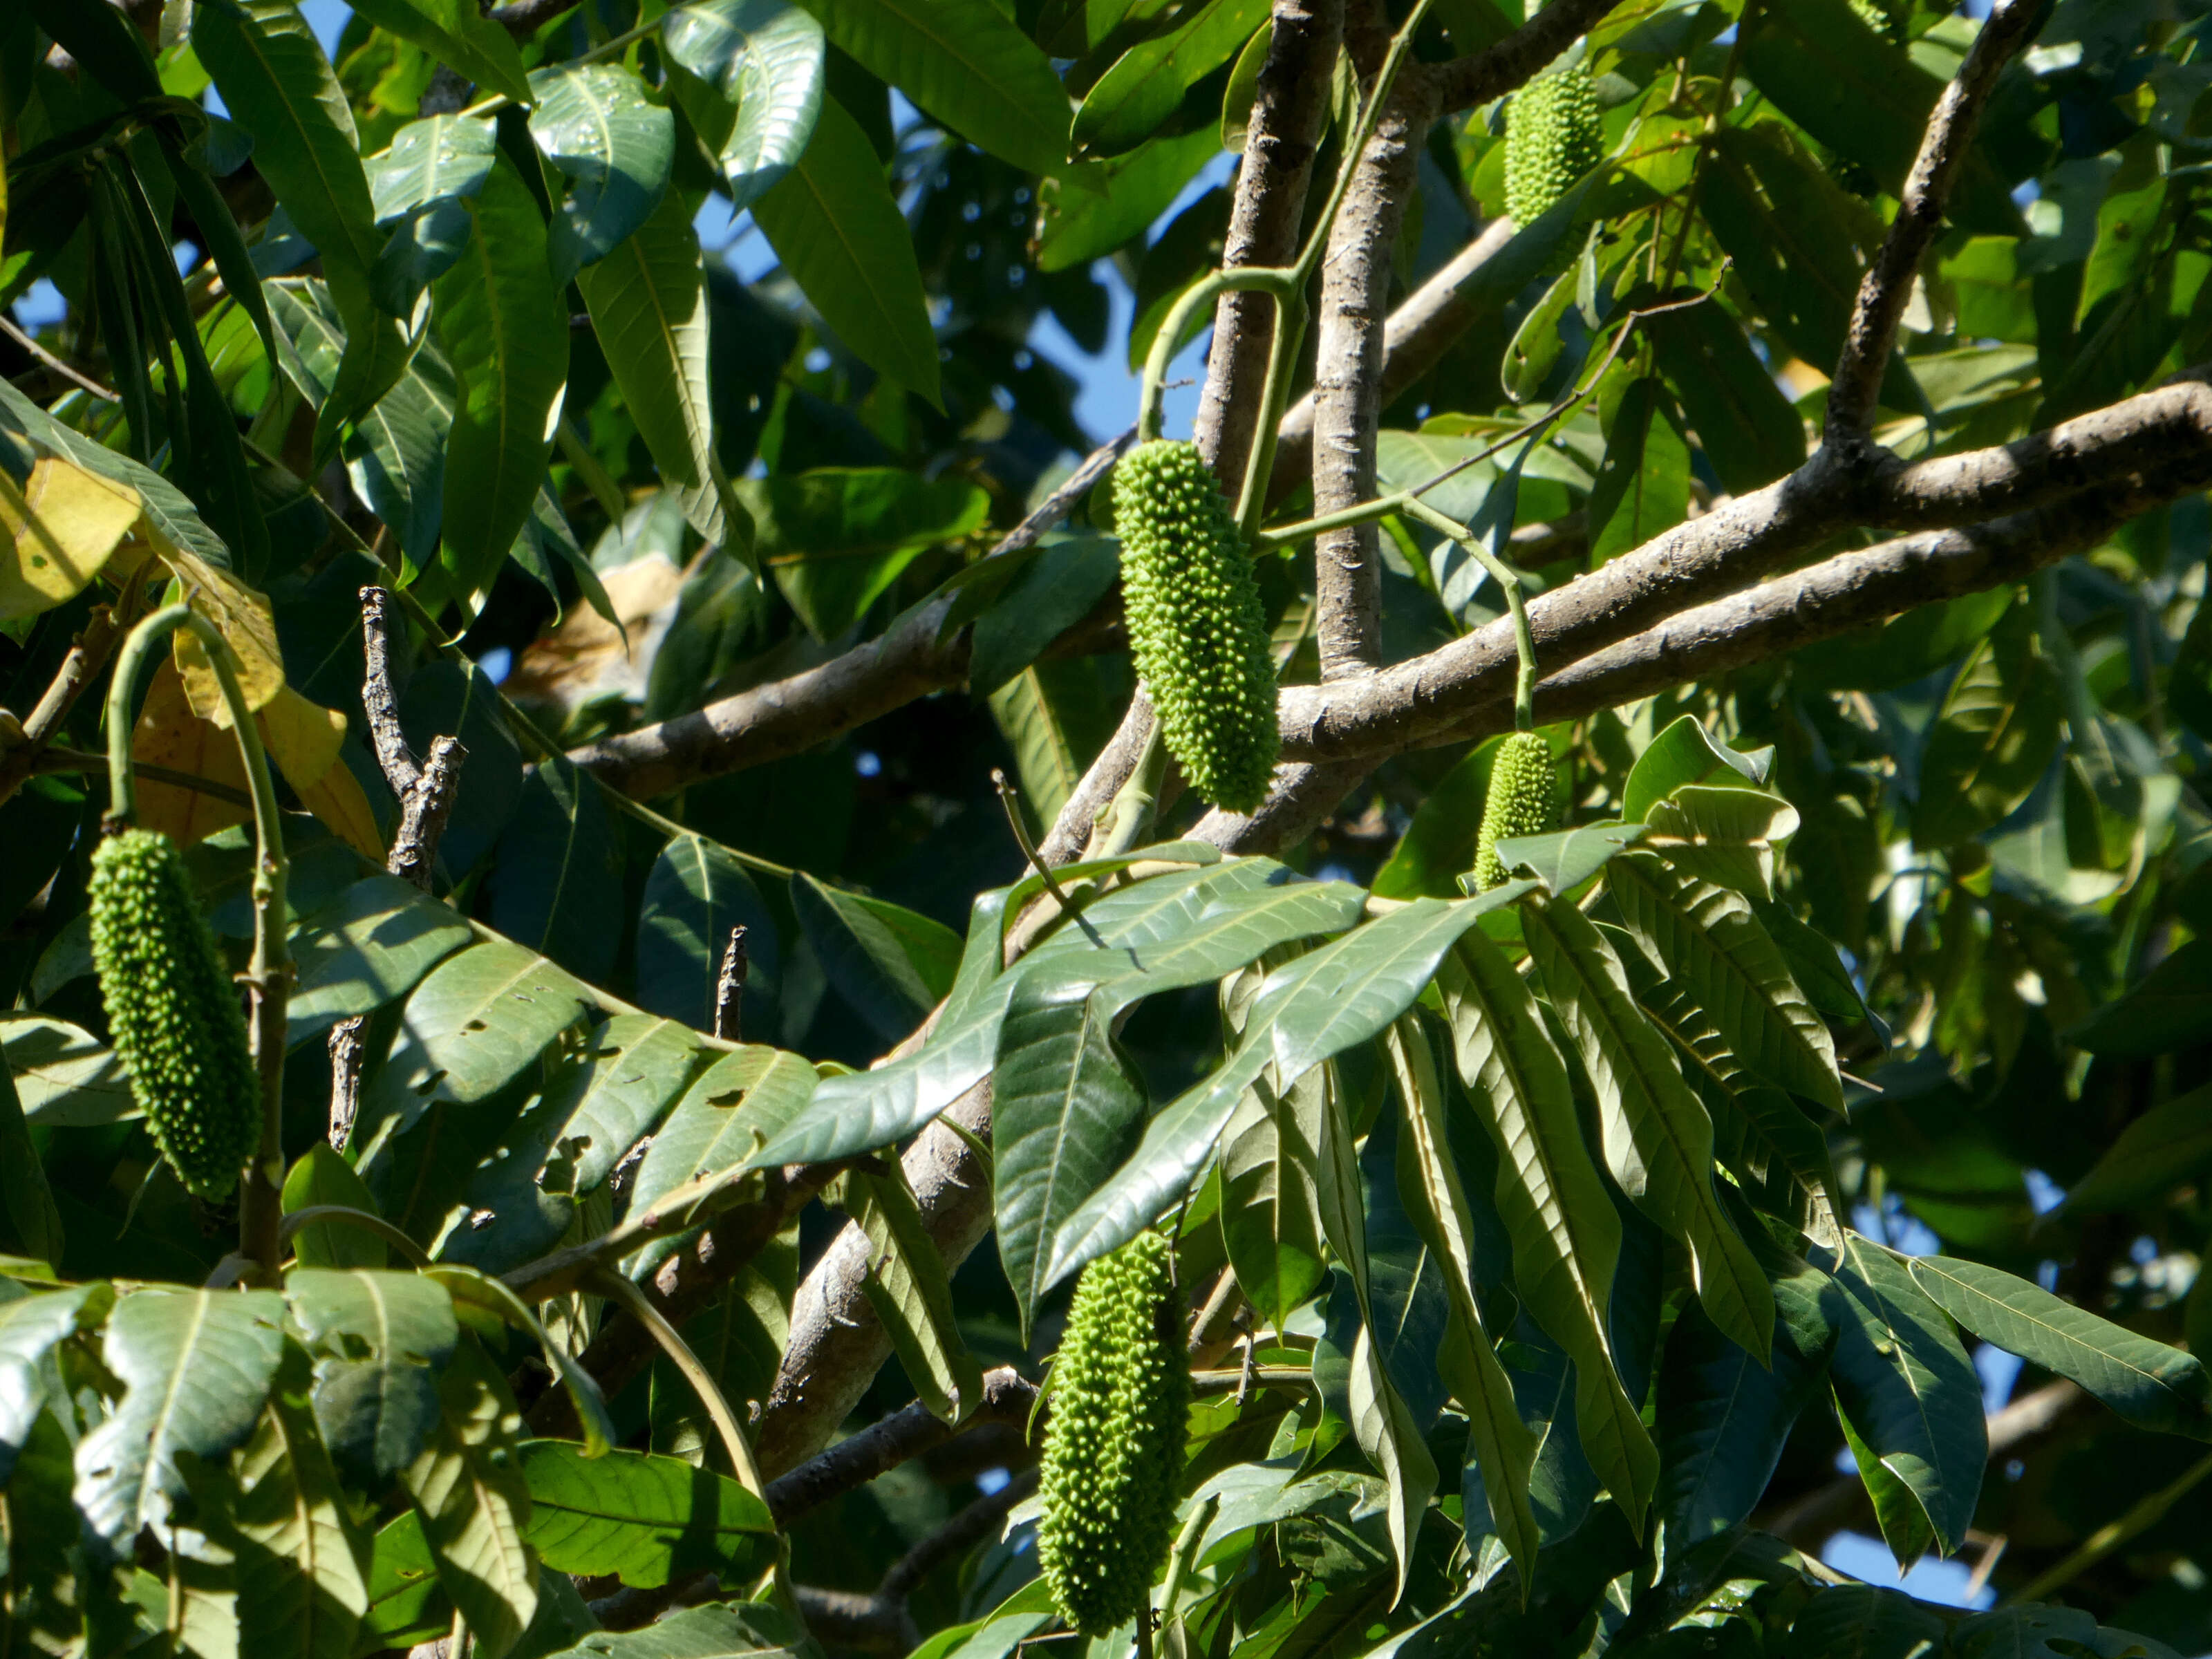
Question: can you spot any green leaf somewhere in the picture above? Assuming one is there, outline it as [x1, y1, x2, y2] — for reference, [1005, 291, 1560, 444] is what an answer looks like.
[577, 191, 729, 543]
[1072, 0, 1270, 158]
[794, 874, 962, 1044]
[490, 758, 625, 986]
[2063, 1080, 2212, 1212]
[1221, 1061, 1327, 1335]
[528, 62, 675, 285]
[0, 1056, 59, 1268]
[1826, 1236, 1985, 1559]
[1622, 714, 1770, 825]
[0, 1282, 113, 1482]
[1521, 897, 1773, 1364]
[1587, 375, 1689, 568]
[428, 1266, 619, 1459]
[537, 1601, 818, 1658]
[748, 466, 990, 639]
[287, 1268, 461, 1488]
[350, 941, 590, 1190]
[284, 874, 475, 1044]
[281, 1145, 389, 1269]
[1781, 1583, 1945, 1659]
[433, 150, 570, 603]
[1606, 851, 1842, 1113]
[624, 1046, 823, 1236]
[233, 1345, 374, 1659]
[1912, 612, 2063, 850]
[1644, 787, 1799, 903]
[1487, 822, 1649, 897]
[1375, 738, 1511, 899]
[968, 534, 1123, 697]
[1653, 1265, 1831, 1571]
[834, 1165, 984, 1422]
[662, 0, 825, 212]
[2067, 939, 2212, 1060]
[1387, 1019, 1541, 1582]
[636, 835, 780, 1037]
[799, 0, 1071, 175]
[520, 1442, 775, 1587]
[1432, 935, 1656, 1530]
[1643, 285, 1807, 496]
[348, 0, 532, 104]
[1033, 126, 1218, 272]
[73, 1288, 288, 1556]
[1908, 1253, 2212, 1438]
[363, 116, 496, 313]
[360, 1511, 451, 1649]
[753, 94, 942, 406]
[402, 1338, 538, 1657]
[1044, 891, 1526, 1288]
[194, 0, 404, 441]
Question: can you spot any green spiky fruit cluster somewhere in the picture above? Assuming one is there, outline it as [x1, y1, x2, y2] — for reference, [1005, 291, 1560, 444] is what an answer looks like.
[1037, 1231, 1189, 1636]
[1472, 732, 1555, 890]
[1504, 56, 1603, 227]
[89, 828, 259, 1199]
[1115, 439, 1280, 813]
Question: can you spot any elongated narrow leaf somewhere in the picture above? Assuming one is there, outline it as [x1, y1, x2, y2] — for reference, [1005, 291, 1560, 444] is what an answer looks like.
[836, 1166, 984, 1422]
[2063, 1082, 2212, 1213]
[1912, 615, 2063, 850]
[434, 151, 570, 601]
[664, 0, 825, 211]
[753, 94, 941, 406]
[404, 1340, 538, 1656]
[285, 875, 475, 1043]
[1908, 1253, 2212, 1438]
[578, 192, 727, 541]
[1221, 1063, 1327, 1335]
[1522, 897, 1774, 1363]
[234, 1347, 374, 1659]
[521, 1442, 774, 1587]
[1608, 851, 1841, 1112]
[1072, 0, 1270, 158]
[803, 0, 1071, 175]
[348, 0, 532, 104]
[1433, 935, 1656, 1530]
[1387, 1018, 1542, 1580]
[635, 835, 780, 1036]
[529, 63, 675, 284]
[489, 758, 624, 986]
[1828, 1236, 1984, 1559]
[1044, 891, 1526, 1288]
[625, 1046, 822, 1255]
[73, 1289, 288, 1556]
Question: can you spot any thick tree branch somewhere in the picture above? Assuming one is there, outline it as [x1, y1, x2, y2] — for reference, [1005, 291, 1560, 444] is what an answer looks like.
[1193, 0, 1345, 487]
[1425, 0, 1627, 114]
[1824, 0, 2039, 438]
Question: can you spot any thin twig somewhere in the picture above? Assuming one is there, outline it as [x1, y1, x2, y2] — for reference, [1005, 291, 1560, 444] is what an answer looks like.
[713, 926, 748, 1042]
[0, 314, 120, 402]
[992, 770, 1107, 950]
[590, 1266, 767, 1497]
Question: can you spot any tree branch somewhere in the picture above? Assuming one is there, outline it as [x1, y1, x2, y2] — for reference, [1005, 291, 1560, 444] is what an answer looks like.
[1425, 0, 1627, 115]
[1824, 0, 2040, 439]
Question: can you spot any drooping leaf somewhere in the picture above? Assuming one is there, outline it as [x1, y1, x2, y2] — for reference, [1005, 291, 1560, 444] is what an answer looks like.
[402, 1338, 538, 1656]
[662, 0, 825, 212]
[1071, 0, 1271, 158]
[233, 1346, 375, 1659]
[793, 874, 962, 1044]
[1912, 612, 2064, 850]
[746, 467, 989, 639]
[834, 1164, 984, 1423]
[624, 1045, 823, 1234]
[528, 62, 676, 285]
[489, 759, 624, 986]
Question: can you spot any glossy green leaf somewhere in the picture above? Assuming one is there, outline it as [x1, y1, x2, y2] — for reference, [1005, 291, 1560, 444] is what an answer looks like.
[1072, 0, 1269, 158]
[287, 1268, 460, 1488]
[0, 1282, 113, 1483]
[1521, 896, 1773, 1363]
[1622, 715, 1771, 825]
[536, 1602, 815, 1657]
[1908, 1253, 2212, 1438]
[636, 834, 780, 1038]
[1781, 1583, 1946, 1659]
[663, 0, 825, 212]
[2067, 939, 2212, 1059]
[529, 62, 675, 284]
[1826, 1237, 1985, 1558]
[1486, 821, 1649, 897]
[1221, 1060, 1327, 1335]
[402, 1338, 537, 1656]
[1913, 613, 2063, 850]
[234, 1347, 374, 1659]
[281, 1146, 388, 1270]
[356, 0, 529, 100]
[1606, 851, 1842, 1113]
[433, 151, 569, 602]
[747, 466, 988, 638]
[1033, 126, 1217, 272]
[578, 191, 727, 542]
[0, 1058, 59, 1268]
[73, 1288, 288, 1556]
[520, 1442, 774, 1586]
[284, 874, 475, 1044]
[625, 1045, 823, 1232]
[1644, 285, 1807, 496]
[1587, 375, 1689, 568]
[1433, 934, 1656, 1528]
[1644, 786, 1799, 903]
[794, 873, 962, 1044]
[801, 0, 1071, 175]
[348, 339, 456, 572]
[753, 95, 942, 406]
[835, 1163, 984, 1421]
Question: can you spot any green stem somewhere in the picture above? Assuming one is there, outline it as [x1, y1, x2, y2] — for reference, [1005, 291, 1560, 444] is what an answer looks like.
[1086, 717, 1170, 860]
[1137, 267, 1293, 443]
[1398, 497, 1538, 732]
[451, 16, 659, 123]
[2005, 1447, 2212, 1608]
[1235, 290, 1308, 544]
[1288, 0, 1440, 287]
[591, 1266, 767, 1498]
[105, 604, 291, 1279]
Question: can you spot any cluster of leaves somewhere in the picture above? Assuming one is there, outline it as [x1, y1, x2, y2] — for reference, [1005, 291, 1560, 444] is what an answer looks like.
[1, 0, 2212, 1653]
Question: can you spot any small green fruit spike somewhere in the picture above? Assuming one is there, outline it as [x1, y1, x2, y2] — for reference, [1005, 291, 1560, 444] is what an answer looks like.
[1504, 55, 1604, 228]
[1037, 1230, 1190, 1636]
[1472, 731, 1555, 890]
[88, 828, 261, 1199]
[1114, 439, 1280, 814]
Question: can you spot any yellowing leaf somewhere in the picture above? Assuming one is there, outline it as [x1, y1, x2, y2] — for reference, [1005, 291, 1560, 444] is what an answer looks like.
[133, 659, 252, 846]
[259, 687, 385, 863]
[294, 753, 385, 863]
[0, 458, 144, 620]
[158, 550, 285, 723]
